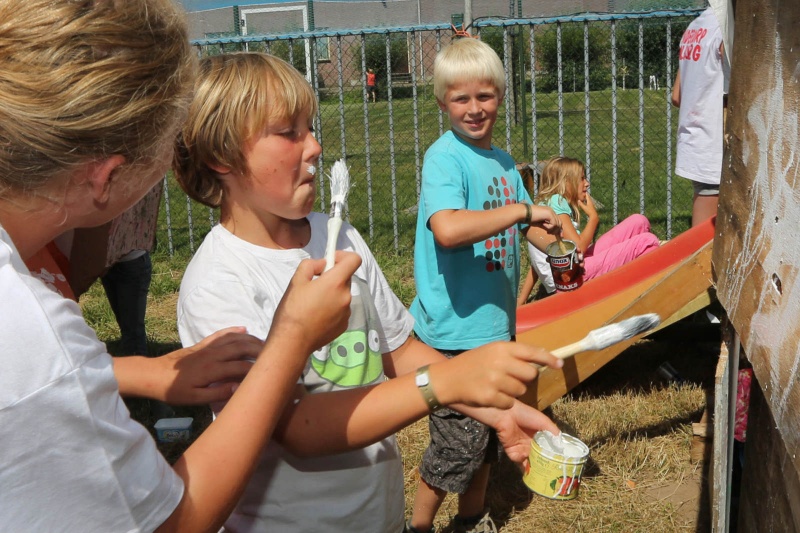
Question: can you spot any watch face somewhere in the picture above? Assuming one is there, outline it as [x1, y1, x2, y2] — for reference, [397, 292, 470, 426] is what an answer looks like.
[416, 370, 429, 387]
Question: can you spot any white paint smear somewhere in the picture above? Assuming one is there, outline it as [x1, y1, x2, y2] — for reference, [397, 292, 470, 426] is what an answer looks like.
[724, 33, 800, 427]
[535, 430, 587, 459]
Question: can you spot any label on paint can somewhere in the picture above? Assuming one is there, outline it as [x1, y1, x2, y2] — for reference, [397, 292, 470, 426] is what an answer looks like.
[523, 431, 590, 500]
[545, 240, 584, 292]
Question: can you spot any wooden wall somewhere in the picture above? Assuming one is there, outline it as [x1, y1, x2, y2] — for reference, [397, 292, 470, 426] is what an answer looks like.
[712, 0, 800, 528]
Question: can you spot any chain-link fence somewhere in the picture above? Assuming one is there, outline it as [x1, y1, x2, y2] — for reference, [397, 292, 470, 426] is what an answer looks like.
[158, 9, 702, 258]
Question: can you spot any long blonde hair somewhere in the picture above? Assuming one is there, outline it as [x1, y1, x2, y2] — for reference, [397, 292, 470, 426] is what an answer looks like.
[174, 53, 318, 208]
[0, 0, 194, 199]
[535, 156, 586, 222]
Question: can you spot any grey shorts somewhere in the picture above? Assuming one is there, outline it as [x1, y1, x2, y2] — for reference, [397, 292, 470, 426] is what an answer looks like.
[692, 180, 720, 196]
[418, 348, 501, 494]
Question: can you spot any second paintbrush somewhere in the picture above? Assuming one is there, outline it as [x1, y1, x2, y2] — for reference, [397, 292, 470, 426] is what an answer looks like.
[551, 313, 661, 360]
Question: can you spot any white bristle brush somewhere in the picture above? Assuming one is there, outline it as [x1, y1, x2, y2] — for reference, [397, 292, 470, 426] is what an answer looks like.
[550, 313, 661, 360]
[324, 159, 350, 272]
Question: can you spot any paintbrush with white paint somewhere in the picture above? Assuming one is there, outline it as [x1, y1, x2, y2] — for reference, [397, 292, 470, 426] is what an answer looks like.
[324, 159, 350, 272]
[550, 313, 661, 360]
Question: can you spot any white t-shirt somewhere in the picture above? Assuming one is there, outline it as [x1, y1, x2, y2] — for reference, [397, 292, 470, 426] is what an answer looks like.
[675, 8, 729, 185]
[0, 226, 183, 532]
[527, 242, 556, 295]
[177, 212, 414, 533]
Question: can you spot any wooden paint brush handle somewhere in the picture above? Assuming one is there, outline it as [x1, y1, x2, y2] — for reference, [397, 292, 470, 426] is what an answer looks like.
[550, 341, 586, 360]
[555, 233, 568, 255]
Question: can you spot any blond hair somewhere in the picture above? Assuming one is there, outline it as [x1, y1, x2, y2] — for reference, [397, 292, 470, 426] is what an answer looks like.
[174, 53, 318, 208]
[0, 0, 194, 198]
[433, 38, 506, 102]
[535, 156, 586, 222]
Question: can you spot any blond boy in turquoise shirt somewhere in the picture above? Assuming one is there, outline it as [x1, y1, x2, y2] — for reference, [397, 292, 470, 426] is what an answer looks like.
[408, 38, 561, 533]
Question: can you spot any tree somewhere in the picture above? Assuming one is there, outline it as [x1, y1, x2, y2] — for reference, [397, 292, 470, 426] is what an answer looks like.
[259, 40, 308, 74]
[535, 22, 610, 93]
[358, 34, 408, 88]
[615, 16, 692, 90]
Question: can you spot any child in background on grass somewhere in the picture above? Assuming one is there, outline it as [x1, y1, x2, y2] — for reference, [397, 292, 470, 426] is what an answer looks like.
[516, 162, 558, 303]
[530, 156, 660, 293]
[407, 38, 562, 533]
[0, 1, 358, 531]
[173, 52, 564, 533]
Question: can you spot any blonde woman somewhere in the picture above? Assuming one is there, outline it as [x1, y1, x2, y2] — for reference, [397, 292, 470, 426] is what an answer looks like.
[0, 1, 358, 531]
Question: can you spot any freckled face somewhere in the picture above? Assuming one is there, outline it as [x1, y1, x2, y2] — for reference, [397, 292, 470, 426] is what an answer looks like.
[238, 115, 321, 220]
[438, 79, 499, 150]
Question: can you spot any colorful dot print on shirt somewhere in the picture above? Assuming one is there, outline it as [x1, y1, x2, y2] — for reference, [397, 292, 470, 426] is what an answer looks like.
[482, 175, 518, 273]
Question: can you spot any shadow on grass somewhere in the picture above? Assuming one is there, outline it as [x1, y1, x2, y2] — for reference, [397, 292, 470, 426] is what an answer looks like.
[565, 317, 723, 402]
[474, 315, 721, 532]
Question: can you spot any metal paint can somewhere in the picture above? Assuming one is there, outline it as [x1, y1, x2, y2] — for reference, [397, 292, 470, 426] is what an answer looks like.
[545, 240, 583, 292]
[523, 431, 590, 500]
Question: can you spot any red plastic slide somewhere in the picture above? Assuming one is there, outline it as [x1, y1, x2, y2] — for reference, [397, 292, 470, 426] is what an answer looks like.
[517, 217, 716, 334]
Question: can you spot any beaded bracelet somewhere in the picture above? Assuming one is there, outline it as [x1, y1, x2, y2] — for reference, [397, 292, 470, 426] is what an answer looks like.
[523, 202, 532, 225]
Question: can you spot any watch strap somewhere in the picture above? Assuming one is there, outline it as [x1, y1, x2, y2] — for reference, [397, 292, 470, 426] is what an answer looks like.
[416, 365, 442, 412]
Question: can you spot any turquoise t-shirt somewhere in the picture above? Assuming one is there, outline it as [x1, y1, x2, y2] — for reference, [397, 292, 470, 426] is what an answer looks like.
[543, 194, 580, 234]
[410, 131, 531, 350]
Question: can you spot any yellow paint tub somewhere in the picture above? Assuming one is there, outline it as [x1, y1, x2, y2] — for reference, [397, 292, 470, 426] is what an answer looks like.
[522, 431, 590, 500]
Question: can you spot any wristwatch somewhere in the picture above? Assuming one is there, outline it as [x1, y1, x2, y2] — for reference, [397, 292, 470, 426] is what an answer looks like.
[415, 365, 442, 412]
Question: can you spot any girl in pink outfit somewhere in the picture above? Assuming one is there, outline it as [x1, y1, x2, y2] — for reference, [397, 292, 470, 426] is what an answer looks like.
[533, 156, 660, 286]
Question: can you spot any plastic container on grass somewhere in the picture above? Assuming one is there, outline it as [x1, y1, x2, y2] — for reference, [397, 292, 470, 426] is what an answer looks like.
[154, 417, 193, 443]
[523, 431, 590, 500]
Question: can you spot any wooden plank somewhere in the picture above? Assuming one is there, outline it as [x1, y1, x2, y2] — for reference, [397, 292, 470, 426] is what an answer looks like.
[691, 402, 714, 465]
[656, 289, 714, 332]
[710, 330, 732, 532]
[712, 0, 800, 488]
[517, 271, 667, 351]
[519, 241, 714, 410]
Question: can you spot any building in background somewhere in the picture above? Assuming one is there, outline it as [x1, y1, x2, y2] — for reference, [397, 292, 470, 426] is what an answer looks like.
[180, 0, 703, 40]
[180, 0, 704, 95]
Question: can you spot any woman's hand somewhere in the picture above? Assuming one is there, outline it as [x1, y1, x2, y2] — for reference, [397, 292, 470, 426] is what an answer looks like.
[114, 327, 264, 404]
[119, 252, 362, 406]
[154, 327, 264, 404]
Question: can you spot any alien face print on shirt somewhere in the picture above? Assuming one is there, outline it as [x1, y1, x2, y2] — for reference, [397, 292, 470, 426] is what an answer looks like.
[308, 275, 385, 390]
